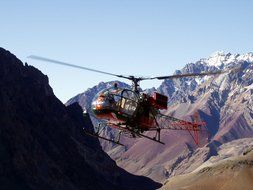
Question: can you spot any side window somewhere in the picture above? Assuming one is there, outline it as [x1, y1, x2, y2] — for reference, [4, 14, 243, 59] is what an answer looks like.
[120, 90, 138, 116]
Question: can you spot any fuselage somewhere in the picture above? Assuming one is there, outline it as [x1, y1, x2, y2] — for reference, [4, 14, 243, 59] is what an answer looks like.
[91, 87, 137, 122]
[91, 86, 168, 131]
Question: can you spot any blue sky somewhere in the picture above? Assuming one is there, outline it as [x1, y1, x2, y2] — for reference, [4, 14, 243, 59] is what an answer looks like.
[1, 0, 253, 102]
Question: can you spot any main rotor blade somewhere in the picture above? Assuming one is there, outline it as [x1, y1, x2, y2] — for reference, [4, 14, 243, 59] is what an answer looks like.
[150, 70, 227, 80]
[28, 55, 239, 83]
[28, 55, 129, 79]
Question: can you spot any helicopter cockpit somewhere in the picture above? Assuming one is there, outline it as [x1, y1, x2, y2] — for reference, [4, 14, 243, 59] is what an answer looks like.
[91, 86, 139, 120]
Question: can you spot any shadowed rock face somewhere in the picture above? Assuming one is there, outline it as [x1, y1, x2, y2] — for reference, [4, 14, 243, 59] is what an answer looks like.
[0, 47, 161, 190]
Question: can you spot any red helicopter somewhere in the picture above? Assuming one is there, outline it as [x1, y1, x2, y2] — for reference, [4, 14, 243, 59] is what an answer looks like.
[28, 55, 230, 146]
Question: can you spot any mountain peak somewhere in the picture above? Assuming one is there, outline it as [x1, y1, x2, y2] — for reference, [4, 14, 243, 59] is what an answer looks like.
[199, 51, 253, 67]
[237, 52, 253, 62]
[210, 50, 227, 57]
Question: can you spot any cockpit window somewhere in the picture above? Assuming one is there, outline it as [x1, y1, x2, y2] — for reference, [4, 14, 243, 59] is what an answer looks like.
[91, 87, 139, 116]
[91, 87, 123, 111]
[120, 89, 138, 116]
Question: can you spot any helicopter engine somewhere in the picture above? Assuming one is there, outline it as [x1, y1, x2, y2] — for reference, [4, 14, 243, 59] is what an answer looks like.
[149, 92, 168, 110]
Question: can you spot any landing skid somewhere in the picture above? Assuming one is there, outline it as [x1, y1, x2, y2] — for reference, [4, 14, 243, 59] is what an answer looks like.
[84, 130, 124, 146]
[84, 122, 124, 146]
[84, 121, 165, 146]
[136, 130, 165, 145]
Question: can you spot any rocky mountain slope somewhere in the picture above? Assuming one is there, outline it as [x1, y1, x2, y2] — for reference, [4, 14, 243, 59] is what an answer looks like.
[158, 51, 253, 142]
[0, 47, 161, 190]
[117, 52, 253, 182]
[161, 138, 253, 190]
[67, 51, 253, 183]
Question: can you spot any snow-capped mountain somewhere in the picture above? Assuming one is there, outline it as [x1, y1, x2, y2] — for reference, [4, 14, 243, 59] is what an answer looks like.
[158, 52, 253, 141]
[203, 51, 253, 67]
[116, 52, 253, 182]
[158, 52, 253, 105]
[67, 51, 253, 183]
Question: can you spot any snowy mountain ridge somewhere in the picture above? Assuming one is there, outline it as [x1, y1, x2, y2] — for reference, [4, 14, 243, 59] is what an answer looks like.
[158, 51, 253, 105]
[67, 51, 253, 183]
[199, 51, 253, 67]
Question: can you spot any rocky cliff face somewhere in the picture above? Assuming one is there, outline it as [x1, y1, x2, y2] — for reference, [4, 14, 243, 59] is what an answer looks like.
[0, 47, 161, 190]
[158, 51, 253, 142]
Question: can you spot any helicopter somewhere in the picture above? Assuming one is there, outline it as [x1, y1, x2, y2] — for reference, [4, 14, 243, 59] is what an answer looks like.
[28, 55, 233, 146]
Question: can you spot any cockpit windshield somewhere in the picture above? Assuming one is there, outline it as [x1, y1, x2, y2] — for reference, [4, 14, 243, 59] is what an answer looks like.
[91, 86, 123, 111]
[91, 86, 139, 116]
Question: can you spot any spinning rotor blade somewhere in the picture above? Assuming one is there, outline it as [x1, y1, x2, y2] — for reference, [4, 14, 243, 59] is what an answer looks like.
[28, 55, 129, 79]
[149, 70, 226, 80]
[28, 55, 236, 82]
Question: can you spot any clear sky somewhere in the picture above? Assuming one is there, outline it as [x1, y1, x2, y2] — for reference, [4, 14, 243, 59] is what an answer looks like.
[1, 0, 253, 103]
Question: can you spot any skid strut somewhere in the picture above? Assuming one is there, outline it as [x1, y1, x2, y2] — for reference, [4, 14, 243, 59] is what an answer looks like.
[84, 123, 124, 146]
